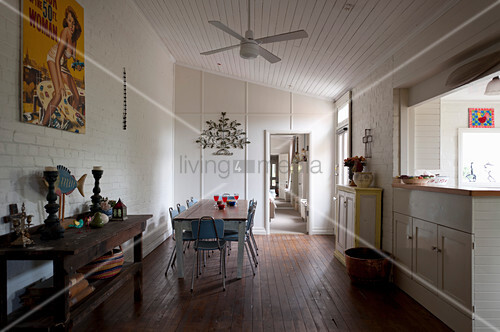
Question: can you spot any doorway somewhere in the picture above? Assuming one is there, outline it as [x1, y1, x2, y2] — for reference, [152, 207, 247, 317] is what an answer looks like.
[266, 132, 310, 234]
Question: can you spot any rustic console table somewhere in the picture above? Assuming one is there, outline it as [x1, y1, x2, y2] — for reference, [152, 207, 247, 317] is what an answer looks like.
[0, 214, 151, 330]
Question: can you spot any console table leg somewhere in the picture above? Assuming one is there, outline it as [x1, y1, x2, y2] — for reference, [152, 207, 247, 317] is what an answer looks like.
[1, 258, 7, 327]
[133, 234, 143, 302]
[53, 259, 69, 328]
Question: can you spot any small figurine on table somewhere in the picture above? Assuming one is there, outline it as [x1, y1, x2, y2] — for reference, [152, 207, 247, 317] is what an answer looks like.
[11, 203, 34, 247]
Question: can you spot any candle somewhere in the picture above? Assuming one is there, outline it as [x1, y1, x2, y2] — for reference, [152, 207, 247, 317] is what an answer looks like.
[93, 166, 103, 171]
[45, 166, 57, 172]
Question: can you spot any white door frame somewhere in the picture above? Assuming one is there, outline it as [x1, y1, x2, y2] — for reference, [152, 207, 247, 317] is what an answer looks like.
[265, 130, 312, 235]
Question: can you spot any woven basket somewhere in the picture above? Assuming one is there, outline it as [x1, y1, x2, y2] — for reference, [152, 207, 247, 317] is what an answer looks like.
[77, 247, 124, 280]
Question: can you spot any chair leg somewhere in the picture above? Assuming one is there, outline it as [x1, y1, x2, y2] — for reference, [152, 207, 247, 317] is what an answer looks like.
[165, 246, 176, 275]
[250, 230, 259, 255]
[247, 238, 258, 267]
[245, 243, 256, 276]
[222, 247, 226, 291]
[191, 250, 197, 292]
[227, 242, 231, 256]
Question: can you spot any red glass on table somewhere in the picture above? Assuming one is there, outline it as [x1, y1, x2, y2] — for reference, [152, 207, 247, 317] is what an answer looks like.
[234, 193, 239, 204]
[213, 194, 219, 206]
[222, 194, 228, 203]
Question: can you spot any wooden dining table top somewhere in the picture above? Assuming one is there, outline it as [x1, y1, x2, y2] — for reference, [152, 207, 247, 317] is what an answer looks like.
[175, 199, 248, 221]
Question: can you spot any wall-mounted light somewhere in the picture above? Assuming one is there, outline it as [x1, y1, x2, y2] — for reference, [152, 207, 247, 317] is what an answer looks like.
[362, 129, 373, 158]
[485, 76, 500, 95]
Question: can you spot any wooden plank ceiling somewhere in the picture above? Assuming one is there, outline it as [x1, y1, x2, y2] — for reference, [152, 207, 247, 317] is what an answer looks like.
[133, 0, 458, 100]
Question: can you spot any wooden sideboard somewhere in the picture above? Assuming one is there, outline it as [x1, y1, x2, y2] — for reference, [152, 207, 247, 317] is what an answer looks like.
[0, 214, 151, 330]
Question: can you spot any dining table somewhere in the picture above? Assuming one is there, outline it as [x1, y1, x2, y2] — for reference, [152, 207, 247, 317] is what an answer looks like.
[174, 199, 248, 279]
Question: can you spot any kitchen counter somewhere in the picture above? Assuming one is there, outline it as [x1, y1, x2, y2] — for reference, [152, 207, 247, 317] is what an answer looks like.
[392, 183, 500, 196]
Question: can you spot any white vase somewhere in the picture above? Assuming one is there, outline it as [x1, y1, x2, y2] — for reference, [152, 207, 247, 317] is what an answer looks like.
[353, 172, 373, 188]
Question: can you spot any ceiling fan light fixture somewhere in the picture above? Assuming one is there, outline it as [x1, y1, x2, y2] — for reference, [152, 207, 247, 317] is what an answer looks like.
[240, 42, 259, 60]
[485, 76, 500, 95]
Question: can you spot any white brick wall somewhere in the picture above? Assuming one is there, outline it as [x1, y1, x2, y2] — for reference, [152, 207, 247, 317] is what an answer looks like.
[351, 59, 395, 252]
[0, 0, 175, 313]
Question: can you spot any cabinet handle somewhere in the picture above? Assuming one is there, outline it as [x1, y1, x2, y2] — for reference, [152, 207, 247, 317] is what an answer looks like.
[432, 246, 437, 251]
[437, 248, 442, 253]
[407, 235, 412, 240]
[344, 201, 347, 207]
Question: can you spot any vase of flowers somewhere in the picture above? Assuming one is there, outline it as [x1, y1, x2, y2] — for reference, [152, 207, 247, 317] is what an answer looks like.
[344, 156, 366, 186]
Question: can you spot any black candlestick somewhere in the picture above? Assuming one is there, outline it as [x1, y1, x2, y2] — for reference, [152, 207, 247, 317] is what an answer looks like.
[91, 169, 103, 213]
[41, 170, 64, 240]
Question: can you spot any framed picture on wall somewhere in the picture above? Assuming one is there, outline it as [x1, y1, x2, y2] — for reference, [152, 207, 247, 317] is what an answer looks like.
[21, 0, 85, 133]
[468, 108, 494, 128]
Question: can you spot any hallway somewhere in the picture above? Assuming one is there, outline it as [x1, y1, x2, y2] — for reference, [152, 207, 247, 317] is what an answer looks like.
[270, 198, 307, 234]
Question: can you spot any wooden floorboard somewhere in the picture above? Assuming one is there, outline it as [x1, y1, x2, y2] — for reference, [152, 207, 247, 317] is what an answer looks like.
[72, 235, 451, 332]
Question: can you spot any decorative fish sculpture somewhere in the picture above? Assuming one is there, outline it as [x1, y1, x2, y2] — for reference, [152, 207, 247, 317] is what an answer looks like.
[51, 165, 87, 197]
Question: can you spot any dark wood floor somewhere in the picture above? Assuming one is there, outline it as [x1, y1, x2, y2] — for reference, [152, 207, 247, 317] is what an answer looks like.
[75, 235, 451, 331]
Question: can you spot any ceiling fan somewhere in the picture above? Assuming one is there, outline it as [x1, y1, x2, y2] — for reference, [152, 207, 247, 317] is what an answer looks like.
[201, 0, 308, 64]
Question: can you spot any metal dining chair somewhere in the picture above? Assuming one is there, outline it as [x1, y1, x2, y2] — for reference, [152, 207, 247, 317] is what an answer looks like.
[224, 207, 257, 275]
[190, 216, 227, 292]
[165, 207, 194, 275]
[187, 199, 196, 208]
[177, 203, 187, 214]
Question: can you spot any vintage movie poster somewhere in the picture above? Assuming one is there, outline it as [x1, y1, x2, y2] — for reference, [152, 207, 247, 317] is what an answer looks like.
[22, 0, 85, 133]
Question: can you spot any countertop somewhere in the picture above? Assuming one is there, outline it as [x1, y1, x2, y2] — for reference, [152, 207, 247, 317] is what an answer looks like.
[392, 183, 500, 196]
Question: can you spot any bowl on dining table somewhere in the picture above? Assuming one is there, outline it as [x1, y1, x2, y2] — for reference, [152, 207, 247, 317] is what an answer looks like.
[218, 203, 225, 210]
[227, 200, 236, 207]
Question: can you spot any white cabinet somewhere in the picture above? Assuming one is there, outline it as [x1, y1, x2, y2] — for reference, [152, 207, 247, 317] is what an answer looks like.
[413, 218, 438, 291]
[437, 225, 472, 311]
[393, 213, 412, 274]
[335, 190, 355, 260]
[393, 188, 474, 332]
[298, 161, 308, 201]
[394, 213, 472, 313]
[335, 185, 382, 265]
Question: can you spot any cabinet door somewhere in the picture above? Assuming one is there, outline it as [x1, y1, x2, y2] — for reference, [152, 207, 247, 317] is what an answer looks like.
[438, 226, 472, 313]
[413, 218, 438, 291]
[345, 193, 355, 250]
[393, 213, 412, 274]
[336, 192, 347, 255]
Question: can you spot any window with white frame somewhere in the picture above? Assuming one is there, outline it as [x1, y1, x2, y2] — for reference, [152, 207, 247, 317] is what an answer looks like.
[336, 92, 351, 186]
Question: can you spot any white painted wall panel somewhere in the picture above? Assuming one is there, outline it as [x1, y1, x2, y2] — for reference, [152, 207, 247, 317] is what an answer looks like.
[293, 94, 334, 114]
[204, 73, 245, 114]
[414, 99, 440, 170]
[202, 114, 246, 198]
[248, 83, 290, 114]
[174, 115, 202, 207]
[473, 197, 500, 331]
[175, 66, 202, 113]
[293, 113, 334, 234]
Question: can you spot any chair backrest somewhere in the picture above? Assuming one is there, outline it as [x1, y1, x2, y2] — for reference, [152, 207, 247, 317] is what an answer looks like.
[169, 207, 179, 229]
[187, 200, 195, 208]
[248, 201, 257, 230]
[177, 203, 187, 214]
[191, 197, 198, 204]
[191, 217, 225, 249]
[246, 208, 256, 232]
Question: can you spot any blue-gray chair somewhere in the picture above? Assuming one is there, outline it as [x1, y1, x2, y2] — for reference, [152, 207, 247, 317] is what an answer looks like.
[165, 207, 194, 275]
[177, 203, 187, 214]
[191, 216, 226, 292]
[224, 206, 257, 275]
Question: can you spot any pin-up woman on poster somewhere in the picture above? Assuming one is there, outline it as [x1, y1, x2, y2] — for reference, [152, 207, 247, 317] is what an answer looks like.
[43, 6, 82, 126]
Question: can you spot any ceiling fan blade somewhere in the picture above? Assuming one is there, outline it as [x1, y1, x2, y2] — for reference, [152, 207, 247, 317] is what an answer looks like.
[201, 44, 240, 55]
[259, 46, 281, 64]
[208, 21, 245, 41]
[255, 30, 308, 45]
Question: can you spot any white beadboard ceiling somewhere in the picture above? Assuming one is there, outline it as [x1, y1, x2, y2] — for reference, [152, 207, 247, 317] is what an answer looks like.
[133, 0, 458, 100]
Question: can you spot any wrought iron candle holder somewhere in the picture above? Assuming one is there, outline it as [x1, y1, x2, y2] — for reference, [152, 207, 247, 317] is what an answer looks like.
[91, 167, 103, 213]
[41, 168, 64, 240]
